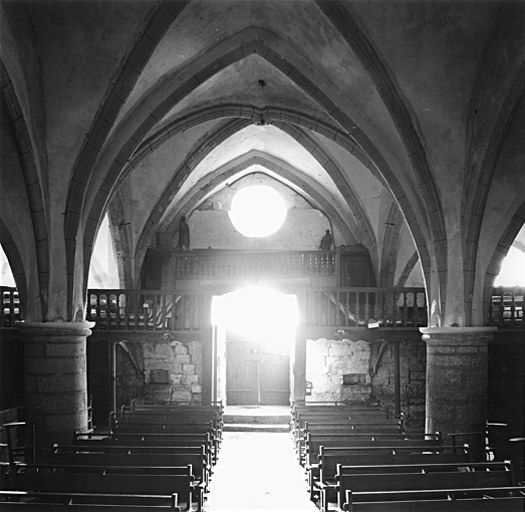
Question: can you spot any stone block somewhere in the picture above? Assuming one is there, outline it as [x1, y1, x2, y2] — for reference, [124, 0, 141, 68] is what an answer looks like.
[190, 383, 202, 394]
[24, 342, 46, 357]
[25, 356, 86, 375]
[187, 341, 202, 354]
[45, 411, 88, 433]
[191, 350, 202, 365]
[170, 390, 192, 402]
[150, 369, 169, 384]
[182, 364, 195, 374]
[155, 343, 173, 359]
[186, 374, 199, 384]
[170, 374, 183, 385]
[37, 373, 87, 393]
[177, 354, 191, 365]
[46, 342, 85, 357]
[409, 357, 425, 371]
[409, 371, 425, 381]
[36, 392, 87, 414]
[143, 343, 155, 358]
[173, 343, 189, 355]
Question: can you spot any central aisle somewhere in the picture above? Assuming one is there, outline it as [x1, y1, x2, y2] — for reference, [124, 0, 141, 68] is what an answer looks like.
[205, 432, 319, 511]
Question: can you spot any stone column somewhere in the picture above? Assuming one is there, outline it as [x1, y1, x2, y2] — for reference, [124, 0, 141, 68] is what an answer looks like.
[201, 295, 214, 405]
[420, 327, 496, 458]
[292, 326, 307, 403]
[20, 321, 94, 447]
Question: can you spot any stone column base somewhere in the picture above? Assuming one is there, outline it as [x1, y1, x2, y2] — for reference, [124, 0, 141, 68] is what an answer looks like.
[20, 321, 94, 447]
[420, 327, 495, 458]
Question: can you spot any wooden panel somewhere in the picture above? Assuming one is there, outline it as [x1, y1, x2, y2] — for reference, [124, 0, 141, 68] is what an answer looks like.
[226, 342, 258, 405]
[260, 352, 290, 405]
[225, 342, 290, 405]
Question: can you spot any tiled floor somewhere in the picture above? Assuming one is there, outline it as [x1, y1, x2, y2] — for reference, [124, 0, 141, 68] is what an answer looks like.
[205, 432, 318, 511]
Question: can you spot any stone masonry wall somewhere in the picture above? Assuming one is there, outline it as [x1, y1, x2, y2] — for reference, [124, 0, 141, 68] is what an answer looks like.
[369, 337, 426, 428]
[141, 340, 202, 404]
[306, 338, 371, 402]
[305, 334, 426, 428]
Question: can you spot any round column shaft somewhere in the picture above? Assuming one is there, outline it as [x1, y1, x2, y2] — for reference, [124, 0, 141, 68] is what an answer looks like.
[21, 321, 94, 447]
[420, 327, 495, 459]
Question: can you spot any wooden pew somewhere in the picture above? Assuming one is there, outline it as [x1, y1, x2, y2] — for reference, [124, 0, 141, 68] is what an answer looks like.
[1, 463, 201, 511]
[292, 404, 389, 430]
[116, 409, 222, 429]
[331, 462, 514, 511]
[296, 424, 415, 460]
[342, 488, 525, 511]
[0, 490, 181, 511]
[304, 433, 437, 467]
[332, 468, 515, 512]
[308, 445, 470, 503]
[72, 431, 218, 464]
[49, 445, 210, 490]
[111, 421, 218, 438]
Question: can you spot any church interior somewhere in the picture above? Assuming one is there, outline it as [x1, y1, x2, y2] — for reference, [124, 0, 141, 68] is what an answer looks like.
[0, 0, 524, 510]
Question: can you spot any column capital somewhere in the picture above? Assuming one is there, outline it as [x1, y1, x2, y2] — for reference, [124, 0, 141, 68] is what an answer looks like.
[419, 326, 496, 347]
[18, 321, 95, 339]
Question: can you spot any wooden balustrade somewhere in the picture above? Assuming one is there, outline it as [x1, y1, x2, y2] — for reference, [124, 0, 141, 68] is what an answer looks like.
[0, 286, 22, 326]
[490, 286, 524, 327]
[301, 286, 427, 328]
[86, 289, 204, 331]
[173, 249, 337, 279]
[2, 285, 524, 329]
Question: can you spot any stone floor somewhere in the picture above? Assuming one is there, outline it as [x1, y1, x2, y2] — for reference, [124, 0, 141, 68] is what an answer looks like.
[223, 405, 291, 416]
[205, 431, 318, 511]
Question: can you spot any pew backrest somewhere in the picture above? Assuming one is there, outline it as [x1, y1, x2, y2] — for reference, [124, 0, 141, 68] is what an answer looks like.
[0, 490, 180, 511]
[343, 488, 525, 512]
[337, 469, 514, 507]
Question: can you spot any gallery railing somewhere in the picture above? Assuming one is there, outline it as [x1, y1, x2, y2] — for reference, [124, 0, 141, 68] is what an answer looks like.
[0, 286, 22, 326]
[86, 289, 204, 331]
[301, 286, 427, 328]
[173, 249, 338, 279]
[1, 285, 523, 329]
[85, 287, 427, 331]
[490, 286, 523, 327]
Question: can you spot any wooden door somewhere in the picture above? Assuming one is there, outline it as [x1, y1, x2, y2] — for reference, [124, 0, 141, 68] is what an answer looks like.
[226, 342, 290, 405]
[226, 342, 259, 405]
[259, 352, 290, 405]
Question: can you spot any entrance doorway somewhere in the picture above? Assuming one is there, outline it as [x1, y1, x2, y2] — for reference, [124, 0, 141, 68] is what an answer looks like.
[226, 340, 290, 405]
[212, 286, 299, 407]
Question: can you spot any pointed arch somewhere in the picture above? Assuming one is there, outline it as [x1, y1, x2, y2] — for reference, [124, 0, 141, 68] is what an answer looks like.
[68, 26, 433, 319]
[278, 124, 377, 260]
[463, 59, 525, 324]
[0, 217, 28, 317]
[396, 252, 420, 288]
[122, 115, 378, 275]
[62, 0, 190, 319]
[107, 193, 133, 288]
[379, 202, 404, 287]
[315, 0, 446, 296]
[482, 199, 525, 325]
[0, 60, 48, 318]
[133, 149, 362, 282]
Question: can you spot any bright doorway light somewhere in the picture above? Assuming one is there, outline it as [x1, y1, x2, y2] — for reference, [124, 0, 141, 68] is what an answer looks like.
[212, 285, 299, 352]
[494, 246, 525, 286]
[229, 185, 287, 237]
